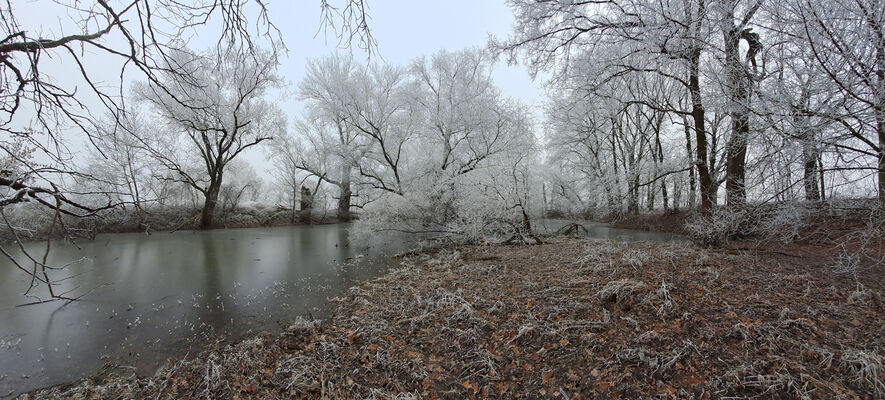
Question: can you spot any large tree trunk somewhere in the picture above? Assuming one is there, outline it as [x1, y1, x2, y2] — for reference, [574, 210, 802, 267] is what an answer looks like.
[723, 23, 750, 208]
[647, 184, 655, 212]
[690, 48, 715, 215]
[802, 136, 821, 201]
[876, 37, 885, 208]
[654, 117, 669, 211]
[628, 162, 640, 215]
[291, 178, 298, 223]
[878, 109, 884, 207]
[684, 116, 697, 209]
[200, 176, 222, 229]
[818, 156, 826, 202]
[610, 128, 623, 215]
[300, 186, 313, 223]
[338, 165, 352, 222]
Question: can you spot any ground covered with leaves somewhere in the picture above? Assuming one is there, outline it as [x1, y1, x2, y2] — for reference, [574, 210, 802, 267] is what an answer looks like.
[23, 238, 884, 399]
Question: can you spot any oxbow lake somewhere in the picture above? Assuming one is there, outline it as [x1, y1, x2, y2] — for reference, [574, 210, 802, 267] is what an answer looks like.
[0, 221, 682, 396]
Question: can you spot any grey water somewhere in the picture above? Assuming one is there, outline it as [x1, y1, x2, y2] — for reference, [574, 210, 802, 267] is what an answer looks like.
[535, 219, 686, 242]
[0, 221, 682, 396]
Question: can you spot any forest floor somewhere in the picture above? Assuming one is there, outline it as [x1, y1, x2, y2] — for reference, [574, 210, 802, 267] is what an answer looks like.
[22, 237, 884, 399]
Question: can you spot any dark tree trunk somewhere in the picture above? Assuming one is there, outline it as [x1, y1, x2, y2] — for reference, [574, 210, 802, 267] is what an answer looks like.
[876, 26, 884, 207]
[877, 46, 884, 207]
[300, 186, 313, 223]
[690, 48, 715, 216]
[684, 116, 697, 209]
[610, 127, 623, 215]
[628, 179, 640, 215]
[876, 111, 885, 208]
[200, 176, 222, 229]
[723, 25, 750, 208]
[647, 184, 655, 212]
[337, 167, 352, 222]
[802, 137, 821, 201]
[818, 156, 826, 202]
[291, 178, 298, 223]
[654, 117, 669, 211]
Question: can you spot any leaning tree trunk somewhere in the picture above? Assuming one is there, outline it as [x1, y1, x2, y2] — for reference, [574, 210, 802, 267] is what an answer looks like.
[200, 176, 223, 229]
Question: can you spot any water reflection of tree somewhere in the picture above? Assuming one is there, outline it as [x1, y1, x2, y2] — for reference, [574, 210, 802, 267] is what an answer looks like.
[196, 236, 225, 333]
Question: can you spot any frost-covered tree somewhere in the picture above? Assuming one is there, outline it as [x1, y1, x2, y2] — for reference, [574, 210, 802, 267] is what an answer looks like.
[291, 55, 373, 221]
[0, 0, 374, 300]
[500, 0, 885, 212]
[495, 0, 724, 214]
[134, 45, 284, 228]
[0, 0, 374, 214]
[408, 48, 529, 222]
[83, 112, 165, 230]
[294, 50, 541, 242]
[791, 0, 884, 206]
[354, 97, 540, 243]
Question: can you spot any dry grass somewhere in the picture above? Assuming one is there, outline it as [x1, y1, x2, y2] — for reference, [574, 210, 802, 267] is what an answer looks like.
[21, 238, 884, 399]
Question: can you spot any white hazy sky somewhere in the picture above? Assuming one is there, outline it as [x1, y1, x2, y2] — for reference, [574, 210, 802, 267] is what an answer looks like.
[14, 0, 544, 174]
[255, 0, 546, 172]
[273, 0, 543, 104]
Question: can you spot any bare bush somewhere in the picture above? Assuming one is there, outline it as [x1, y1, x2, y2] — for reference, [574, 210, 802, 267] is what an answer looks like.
[685, 200, 885, 251]
[597, 279, 648, 306]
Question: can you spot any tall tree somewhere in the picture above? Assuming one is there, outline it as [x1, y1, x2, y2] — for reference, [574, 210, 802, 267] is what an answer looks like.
[295, 55, 369, 221]
[720, 0, 763, 207]
[796, 0, 884, 206]
[134, 46, 284, 228]
[496, 0, 719, 214]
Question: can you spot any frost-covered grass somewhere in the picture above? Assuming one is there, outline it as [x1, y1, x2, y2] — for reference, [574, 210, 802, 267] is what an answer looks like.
[685, 199, 884, 250]
[20, 238, 883, 399]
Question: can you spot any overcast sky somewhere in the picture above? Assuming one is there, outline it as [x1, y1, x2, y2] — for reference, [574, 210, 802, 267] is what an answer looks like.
[271, 0, 543, 107]
[14, 0, 544, 174]
[267, 0, 545, 172]
[222, 0, 545, 173]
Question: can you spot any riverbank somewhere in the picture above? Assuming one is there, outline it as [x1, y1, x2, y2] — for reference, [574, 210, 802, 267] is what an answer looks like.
[604, 211, 691, 235]
[21, 237, 882, 399]
[0, 203, 347, 244]
[604, 201, 883, 252]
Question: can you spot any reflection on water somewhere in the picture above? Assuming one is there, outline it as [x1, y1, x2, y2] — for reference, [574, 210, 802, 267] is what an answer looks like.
[534, 219, 686, 243]
[0, 224, 410, 396]
[0, 220, 683, 396]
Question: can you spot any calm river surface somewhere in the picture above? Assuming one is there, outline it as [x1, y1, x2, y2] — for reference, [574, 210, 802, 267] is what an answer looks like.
[0, 221, 681, 396]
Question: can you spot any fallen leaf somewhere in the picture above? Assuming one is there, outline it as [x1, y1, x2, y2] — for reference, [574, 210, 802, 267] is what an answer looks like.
[683, 375, 704, 385]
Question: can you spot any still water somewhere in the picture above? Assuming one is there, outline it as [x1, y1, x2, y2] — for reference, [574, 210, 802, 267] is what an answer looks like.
[0, 221, 682, 396]
[535, 219, 686, 242]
